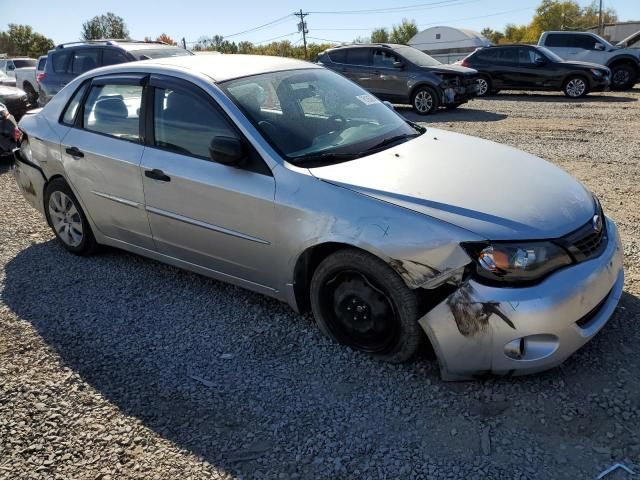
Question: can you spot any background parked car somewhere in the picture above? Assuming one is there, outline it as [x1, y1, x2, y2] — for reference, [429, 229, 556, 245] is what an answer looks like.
[538, 31, 640, 90]
[461, 44, 611, 98]
[318, 43, 478, 115]
[0, 70, 16, 87]
[14, 55, 46, 105]
[0, 57, 37, 80]
[0, 84, 29, 120]
[0, 103, 21, 157]
[38, 39, 193, 105]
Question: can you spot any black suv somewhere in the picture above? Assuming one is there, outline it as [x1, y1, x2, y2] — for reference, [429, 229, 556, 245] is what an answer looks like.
[38, 40, 192, 105]
[461, 44, 611, 98]
[317, 43, 478, 115]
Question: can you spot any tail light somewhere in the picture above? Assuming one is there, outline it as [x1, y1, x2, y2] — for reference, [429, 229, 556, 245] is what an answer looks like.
[13, 127, 22, 143]
[460, 58, 471, 68]
[36, 72, 45, 82]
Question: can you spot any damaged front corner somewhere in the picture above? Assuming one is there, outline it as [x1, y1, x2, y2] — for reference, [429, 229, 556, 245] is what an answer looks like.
[388, 258, 465, 289]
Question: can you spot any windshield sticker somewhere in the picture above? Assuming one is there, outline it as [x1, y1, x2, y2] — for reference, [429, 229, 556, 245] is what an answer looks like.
[356, 94, 380, 106]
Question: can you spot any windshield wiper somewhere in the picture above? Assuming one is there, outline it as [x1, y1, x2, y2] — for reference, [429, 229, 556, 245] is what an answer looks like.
[289, 151, 364, 166]
[366, 133, 420, 153]
[406, 120, 426, 134]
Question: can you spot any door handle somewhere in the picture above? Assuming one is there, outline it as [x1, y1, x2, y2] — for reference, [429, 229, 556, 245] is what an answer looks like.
[144, 169, 171, 182]
[65, 146, 84, 158]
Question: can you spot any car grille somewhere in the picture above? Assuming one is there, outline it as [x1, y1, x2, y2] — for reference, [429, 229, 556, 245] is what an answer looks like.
[556, 205, 608, 263]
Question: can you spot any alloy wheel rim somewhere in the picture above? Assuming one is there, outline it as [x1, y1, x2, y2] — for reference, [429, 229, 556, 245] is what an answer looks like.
[566, 78, 586, 97]
[477, 78, 489, 96]
[414, 91, 433, 113]
[612, 69, 630, 86]
[49, 191, 83, 247]
[320, 269, 399, 353]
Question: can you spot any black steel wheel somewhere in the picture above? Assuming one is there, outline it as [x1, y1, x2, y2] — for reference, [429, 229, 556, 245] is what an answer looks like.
[310, 249, 423, 363]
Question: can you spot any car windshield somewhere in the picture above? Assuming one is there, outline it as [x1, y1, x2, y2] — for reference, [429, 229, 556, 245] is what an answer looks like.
[129, 48, 193, 60]
[392, 46, 441, 67]
[222, 68, 420, 166]
[14, 59, 37, 68]
[537, 46, 564, 63]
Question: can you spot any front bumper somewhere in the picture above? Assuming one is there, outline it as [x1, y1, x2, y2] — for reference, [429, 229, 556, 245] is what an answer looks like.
[441, 77, 478, 104]
[13, 149, 46, 215]
[419, 217, 624, 381]
[591, 75, 611, 92]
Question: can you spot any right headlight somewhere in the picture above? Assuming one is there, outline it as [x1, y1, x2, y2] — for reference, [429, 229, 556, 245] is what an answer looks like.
[462, 241, 573, 285]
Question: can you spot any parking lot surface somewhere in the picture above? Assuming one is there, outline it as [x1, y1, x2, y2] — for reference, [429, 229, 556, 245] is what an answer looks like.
[1, 89, 639, 480]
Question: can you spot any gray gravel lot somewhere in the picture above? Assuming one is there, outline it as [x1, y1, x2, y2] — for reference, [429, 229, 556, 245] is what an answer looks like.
[1, 89, 639, 480]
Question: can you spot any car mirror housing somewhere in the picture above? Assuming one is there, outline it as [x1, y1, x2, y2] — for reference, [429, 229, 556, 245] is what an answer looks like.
[209, 136, 246, 166]
[594, 43, 605, 51]
[535, 57, 547, 66]
[393, 61, 404, 69]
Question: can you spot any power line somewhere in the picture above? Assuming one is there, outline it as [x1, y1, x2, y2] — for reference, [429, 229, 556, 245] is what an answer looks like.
[222, 14, 294, 39]
[254, 32, 298, 44]
[308, 0, 479, 15]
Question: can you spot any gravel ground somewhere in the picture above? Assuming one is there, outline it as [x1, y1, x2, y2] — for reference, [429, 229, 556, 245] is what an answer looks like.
[1, 88, 639, 480]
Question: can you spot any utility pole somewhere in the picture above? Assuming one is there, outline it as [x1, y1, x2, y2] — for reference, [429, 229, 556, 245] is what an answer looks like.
[295, 9, 309, 60]
[182, 37, 187, 50]
[598, 0, 604, 36]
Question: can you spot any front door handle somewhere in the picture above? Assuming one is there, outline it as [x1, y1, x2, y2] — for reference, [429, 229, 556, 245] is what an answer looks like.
[65, 146, 84, 158]
[144, 169, 171, 182]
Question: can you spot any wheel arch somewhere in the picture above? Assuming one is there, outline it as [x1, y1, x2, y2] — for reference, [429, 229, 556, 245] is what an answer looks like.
[409, 81, 441, 102]
[606, 56, 640, 72]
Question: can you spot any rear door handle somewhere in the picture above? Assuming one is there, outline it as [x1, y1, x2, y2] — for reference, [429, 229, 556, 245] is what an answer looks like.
[144, 169, 171, 182]
[65, 146, 84, 158]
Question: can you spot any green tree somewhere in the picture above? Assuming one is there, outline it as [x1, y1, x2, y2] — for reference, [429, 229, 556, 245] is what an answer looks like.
[530, 0, 582, 32]
[0, 24, 54, 57]
[389, 19, 418, 45]
[81, 12, 130, 40]
[237, 41, 254, 54]
[480, 27, 504, 44]
[581, 1, 617, 29]
[371, 27, 390, 43]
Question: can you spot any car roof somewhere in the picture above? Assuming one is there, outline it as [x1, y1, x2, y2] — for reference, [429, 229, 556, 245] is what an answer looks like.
[128, 54, 321, 82]
[328, 43, 407, 50]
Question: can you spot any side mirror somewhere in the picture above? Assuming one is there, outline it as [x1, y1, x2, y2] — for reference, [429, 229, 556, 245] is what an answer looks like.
[209, 136, 246, 166]
[392, 61, 404, 69]
[594, 43, 605, 51]
[535, 57, 546, 66]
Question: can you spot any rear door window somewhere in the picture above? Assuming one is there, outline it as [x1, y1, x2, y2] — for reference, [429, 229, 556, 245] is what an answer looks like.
[346, 48, 371, 66]
[61, 82, 88, 125]
[495, 48, 517, 64]
[37, 57, 46, 70]
[51, 51, 72, 73]
[71, 49, 100, 74]
[82, 83, 143, 142]
[328, 49, 347, 63]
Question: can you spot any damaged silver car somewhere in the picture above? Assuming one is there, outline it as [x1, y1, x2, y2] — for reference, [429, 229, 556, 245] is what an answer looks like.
[13, 55, 624, 380]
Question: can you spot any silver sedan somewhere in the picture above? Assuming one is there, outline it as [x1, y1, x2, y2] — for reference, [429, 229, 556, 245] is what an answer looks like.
[13, 55, 623, 380]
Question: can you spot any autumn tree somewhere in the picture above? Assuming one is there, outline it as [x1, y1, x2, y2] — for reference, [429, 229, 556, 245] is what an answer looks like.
[81, 12, 129, 40]
[156, 33, 177, 45]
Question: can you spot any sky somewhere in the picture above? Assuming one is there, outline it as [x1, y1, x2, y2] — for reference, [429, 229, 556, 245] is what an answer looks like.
[1, 0, 639, 47]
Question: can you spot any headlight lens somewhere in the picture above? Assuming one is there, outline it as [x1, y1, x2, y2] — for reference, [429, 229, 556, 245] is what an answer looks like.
[462, 241, 572, 284]
[590, 68, 603, 77]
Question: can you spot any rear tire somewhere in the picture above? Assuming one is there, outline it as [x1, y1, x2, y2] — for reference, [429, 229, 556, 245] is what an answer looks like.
[563, 76, 589, 98]
[44, 177, 98, 255]
[411, 86, 439, 115]
[310, 249, 423, 363]
[610, 64, 637, 91]
[23, 82, 38, 105]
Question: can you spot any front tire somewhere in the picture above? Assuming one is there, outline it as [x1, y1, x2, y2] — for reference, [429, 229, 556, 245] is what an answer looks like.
[411, 86, 439, 115]
[563, 76, 589, 98]
[610, 64, 637, 90]
[44, 178, 98, 255]
[475, 75, 491, 97]
[310, 249, 423, 363]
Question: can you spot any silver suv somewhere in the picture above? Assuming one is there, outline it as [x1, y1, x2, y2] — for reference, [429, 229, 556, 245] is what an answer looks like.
[13, 55, 623, 380]
[539, 31, 640, 90]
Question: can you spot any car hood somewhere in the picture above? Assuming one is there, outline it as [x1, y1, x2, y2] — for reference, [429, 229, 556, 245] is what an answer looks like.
[421, 64, 477, 76]
[309, 129, 594, 240]
[560, 60, 609, 71]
